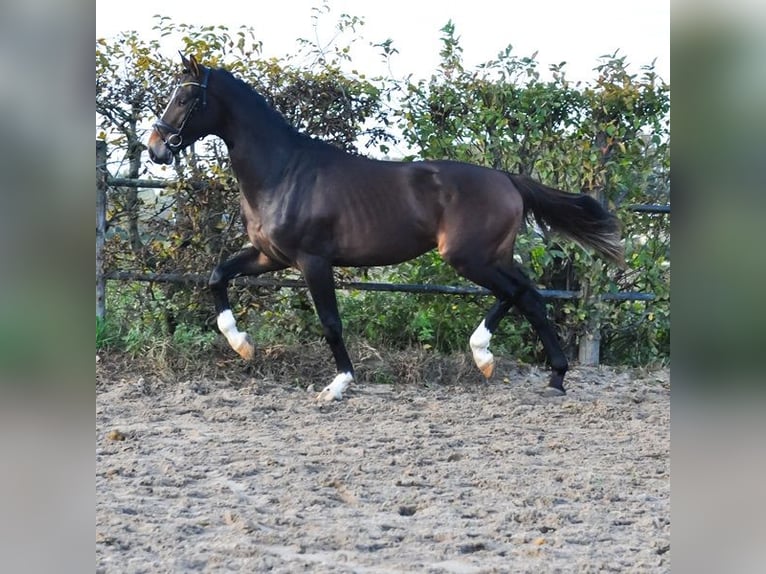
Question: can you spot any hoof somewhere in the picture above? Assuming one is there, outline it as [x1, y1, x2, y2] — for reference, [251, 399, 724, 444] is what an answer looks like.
[478, 359, 495, 379]
[316, 372, 353, 402]
[233, 334, 255, 361]
[547, 370, 566, 393]
[542, 385, 566, 397]
[316, 387, 341, 402]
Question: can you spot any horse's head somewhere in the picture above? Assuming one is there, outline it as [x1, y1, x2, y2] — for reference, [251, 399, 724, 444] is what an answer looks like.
[147, 54, 212, 165]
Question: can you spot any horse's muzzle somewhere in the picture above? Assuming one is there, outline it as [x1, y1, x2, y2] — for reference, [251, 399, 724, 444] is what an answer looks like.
[147, 129, 174, 165]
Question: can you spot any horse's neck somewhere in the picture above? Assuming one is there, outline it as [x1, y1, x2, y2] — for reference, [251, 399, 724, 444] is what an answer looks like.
[222, 105, 295, 195]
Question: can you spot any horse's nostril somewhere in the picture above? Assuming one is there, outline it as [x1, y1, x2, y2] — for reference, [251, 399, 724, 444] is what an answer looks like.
[147, 143, 168, 165]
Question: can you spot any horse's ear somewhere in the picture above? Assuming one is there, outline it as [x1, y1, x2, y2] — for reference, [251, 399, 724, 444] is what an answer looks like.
[179, 52, 201, 77]
[188, 54, 201, 77]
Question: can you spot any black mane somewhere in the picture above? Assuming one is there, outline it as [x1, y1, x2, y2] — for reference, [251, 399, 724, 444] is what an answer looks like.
[214, 67, 333, 151]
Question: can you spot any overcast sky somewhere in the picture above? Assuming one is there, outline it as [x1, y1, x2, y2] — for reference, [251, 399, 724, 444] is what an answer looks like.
[96, 0, 669, 85]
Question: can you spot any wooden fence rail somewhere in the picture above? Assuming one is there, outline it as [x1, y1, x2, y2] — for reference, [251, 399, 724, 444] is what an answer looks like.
[103, 270, 656, 302]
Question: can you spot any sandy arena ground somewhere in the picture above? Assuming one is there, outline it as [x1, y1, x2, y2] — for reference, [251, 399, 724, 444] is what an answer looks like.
[97, 358, 669, 573]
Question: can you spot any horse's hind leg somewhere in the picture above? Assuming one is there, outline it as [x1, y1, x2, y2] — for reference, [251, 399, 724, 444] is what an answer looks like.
[209, 246, 286, 360]
[470, 299, 512, 378]
[504, 268, 569, 393]
[450, 258, 569, 393]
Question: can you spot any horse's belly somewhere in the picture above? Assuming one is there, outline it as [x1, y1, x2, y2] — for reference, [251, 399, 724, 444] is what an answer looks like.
[334, 234, 436, 267]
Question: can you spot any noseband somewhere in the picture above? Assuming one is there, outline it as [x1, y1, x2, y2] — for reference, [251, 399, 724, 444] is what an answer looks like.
[153, 67, 210, 149]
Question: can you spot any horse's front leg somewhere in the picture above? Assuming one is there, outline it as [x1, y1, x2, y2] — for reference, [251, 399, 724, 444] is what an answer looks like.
[298, 255, 354, 402]
[209, 247, 286, 360]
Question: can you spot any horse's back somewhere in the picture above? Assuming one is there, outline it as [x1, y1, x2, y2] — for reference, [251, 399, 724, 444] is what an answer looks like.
[270, 151, 524, 267]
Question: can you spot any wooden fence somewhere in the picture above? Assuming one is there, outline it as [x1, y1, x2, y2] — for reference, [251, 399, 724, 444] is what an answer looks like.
[96, 140, 669, 365]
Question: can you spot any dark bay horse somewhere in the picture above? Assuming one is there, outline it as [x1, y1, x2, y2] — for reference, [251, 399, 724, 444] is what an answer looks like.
[147, 54, 624, 400]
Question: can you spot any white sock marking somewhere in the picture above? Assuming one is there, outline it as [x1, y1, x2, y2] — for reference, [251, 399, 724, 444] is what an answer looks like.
[216, 310, 249, 351]
[470, 320, 494, 371]
[320, 372, 354, 402]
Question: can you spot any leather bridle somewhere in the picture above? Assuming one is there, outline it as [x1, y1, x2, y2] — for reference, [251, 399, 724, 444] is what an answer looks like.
[153, 67, 210, 149]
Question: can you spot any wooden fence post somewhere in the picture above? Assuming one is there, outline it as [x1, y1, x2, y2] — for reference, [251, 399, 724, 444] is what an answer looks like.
[578, 303, 601, 366]
[578, 168, 606, 367]
[577, 277, 601, 366]
[96, 140, 107, 320]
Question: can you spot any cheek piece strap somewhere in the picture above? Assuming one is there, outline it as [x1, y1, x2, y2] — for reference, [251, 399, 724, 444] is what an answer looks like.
[153, 67, 210, 149]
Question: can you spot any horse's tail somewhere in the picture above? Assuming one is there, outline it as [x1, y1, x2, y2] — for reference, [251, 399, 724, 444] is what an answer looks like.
[508, 173, 626, 267]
